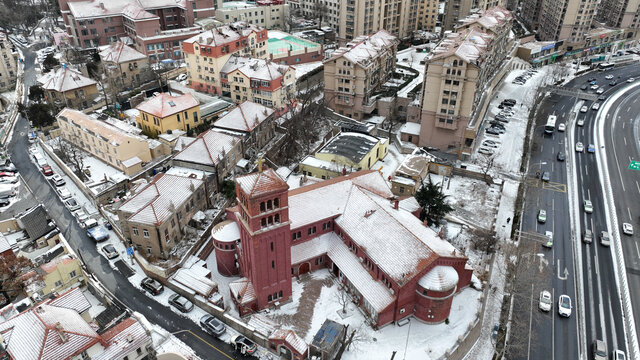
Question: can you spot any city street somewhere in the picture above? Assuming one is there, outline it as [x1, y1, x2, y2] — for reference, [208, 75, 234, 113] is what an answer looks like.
[11, 43, 245, 360]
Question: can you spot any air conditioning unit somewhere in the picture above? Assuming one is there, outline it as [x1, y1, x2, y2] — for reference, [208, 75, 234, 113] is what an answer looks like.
[358, 257, 364, 263]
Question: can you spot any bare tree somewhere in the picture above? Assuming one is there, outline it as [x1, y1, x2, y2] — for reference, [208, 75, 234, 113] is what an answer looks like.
[471, 228, 498, 255]
[52, 137, 88, 181]
[478, 154, 495, 185]
[337, 286, 350, 314]
[312, 2, 329, 29]
[334, 324, 368, 360]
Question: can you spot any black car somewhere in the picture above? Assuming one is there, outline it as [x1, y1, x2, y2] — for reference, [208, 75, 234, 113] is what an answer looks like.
[231, 335, 258, 356]
[200, 314, 226, 337]
[502, 99, 516, 106]
[588, 77, 596, 82]
[580, 85, 588, 90]
[557, 151, 565, 161]
[598, 95, 607, 101]
[610, 80, 617, 86]
[168, 294, 194, 313]
[141, 277, 164, 295]
[486, 127, 502, 135]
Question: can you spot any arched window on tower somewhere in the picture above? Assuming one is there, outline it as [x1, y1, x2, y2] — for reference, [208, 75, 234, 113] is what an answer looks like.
[268, 216, 273, 226]
[261, 218, 267, 228]
[274, 197, 280, 208]
[260, 202, 266, 213]
[267, 199, 273, 210]
[275, 214, 280, 223]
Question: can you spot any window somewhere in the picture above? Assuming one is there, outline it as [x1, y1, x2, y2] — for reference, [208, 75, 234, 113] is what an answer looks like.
[308, 226, 316, 235]
[143, 229, 150, 238]
[132, 227, 139, 236]
[164, 228, 169, 240]
[54, 280, 63, 287]
[271, 260, 275, 268]
[270, 242, 274, 251]
[69, 270, 77, 278]
[292, 231, 301, 240]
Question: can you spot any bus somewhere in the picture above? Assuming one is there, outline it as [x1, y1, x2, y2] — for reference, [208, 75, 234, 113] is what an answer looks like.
[598, 62, 614, 71]
[544, 115, 557, 134]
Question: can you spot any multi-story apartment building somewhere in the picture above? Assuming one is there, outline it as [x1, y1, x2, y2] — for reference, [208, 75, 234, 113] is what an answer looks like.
[56, 108, 158, 175]
[99, 41, 150, 89]
[116, 173, 207, 259]
[38, 65, 99, 111]
[183, 23, 269, 95]
[410, 7, 513, 156]
[215, 0, 290, 29]
[57, 0, 215, 60]
[136, 93, 201, 136]
[324, 30, 399, 120]
[520, 0, 600, 44]
[520, 0, 545, 32]
[442, 0, 509, 31]
[597, 0, 640, 29]
[0, 33, 19, 92]
[298, 0, 437, 42]
[220, 56, 296, 112]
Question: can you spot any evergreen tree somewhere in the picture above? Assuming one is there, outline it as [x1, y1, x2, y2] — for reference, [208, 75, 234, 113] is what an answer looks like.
[414, 176, 453, 226]
[42, 53, 60, 73]
[28, 85, 45, 102]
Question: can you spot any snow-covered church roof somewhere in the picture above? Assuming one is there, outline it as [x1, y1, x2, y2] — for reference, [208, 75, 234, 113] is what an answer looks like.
[418, 265, 459, 292]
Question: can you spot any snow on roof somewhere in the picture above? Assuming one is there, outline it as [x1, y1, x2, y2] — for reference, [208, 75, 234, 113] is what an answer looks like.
[67, 0, 186, 19]
[136, 93, 199, 118]
[57, 108, 145, 146]
[158, 130, 187, 142]
[236, 168, 289, 198]
[317, 132, 381, 165]
[430, 27, 493, 64]
[0, 304, 101, 360]
[229, 277, 256, 305]
[326, 236, 395, 313]
[170, 256, 217, 297]
[121, 156, 142, 168]
[291, 232, 337, 265]
[118, 173, 204, 225]
[336, 187, 439, 285]
[184, 22, 264, 47]
[221, 56, 292, 82]
[0, 233, 10, 254]
[398, 196, 420, 213]
[300, 156, 346, 173]
[38, 66, 97, 93]
[394, 153, 431, 178]
[418, 265, 459, 292]
[173, 129, 240, 167]
[165, 166, 210, 179]
[40, 254, 76, 274]
[391, 176, 415, 186]
[104, 117, 143, 135]
[46, 287, 91, 315]
[212, 220, 240, 243]
[99, 42, 146, 64]
[327, 30, 398, 66]
[270, 329, 308, 355]
[399, 122, 421, 136]
[213, 101, 274, 133]
[287, 170, 392, 229]
[248, 314, 278, 337]
[94, 317, 150, 360]
[457, 6, 512, 33]
[174, 136, 196, 151]
[121, 3, 157, 20]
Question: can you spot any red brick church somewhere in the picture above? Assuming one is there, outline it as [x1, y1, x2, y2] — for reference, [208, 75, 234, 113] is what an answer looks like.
[212, 167, 473, 327]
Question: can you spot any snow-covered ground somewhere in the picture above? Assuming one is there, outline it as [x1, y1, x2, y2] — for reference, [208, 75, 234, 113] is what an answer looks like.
[81, 154, 123, 184]
[372, 143, 404, 181]
[292, 61, 323, 80]
[395, 47, 429, 98]
[262, 269, 482, 360]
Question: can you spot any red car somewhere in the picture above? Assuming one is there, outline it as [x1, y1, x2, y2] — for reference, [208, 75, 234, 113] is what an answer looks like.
[0, 172, 14, 178]
[41, 165, 53, 176]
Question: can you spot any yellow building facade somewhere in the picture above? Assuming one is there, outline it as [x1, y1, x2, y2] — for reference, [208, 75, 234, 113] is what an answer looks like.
[136, 93, 201, 136]
[39, 254, 85, 296]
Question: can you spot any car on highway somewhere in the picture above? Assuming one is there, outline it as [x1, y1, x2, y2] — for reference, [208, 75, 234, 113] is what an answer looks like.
[584, 229, 593, 243]
[623, 223, 634, 235]
[539, 290, 552, 312]
[592, 102, 600, 110]
[231, 335, 258, 356]
[541, 171, 550, 182]
[543, 231, 553, 248]
[580, 84, 588, 90]
[596, 88, 605, 94]
[610, 80, 618, 86]
[584, 199, 593, 213]
[200, 314, 226, 337]
[41, 165, 53, 176]
[168, 294, 194, 313]
[605, 75, 614, 80]
[557, 151, 565, 161]
[588, 144, 596, 153]
[57, 187, 72, 200]
[598, 95, 607, 101]
[578, 118, 585, 126]
[141, 277, 164, 295]
[590, 84, 599, 90]
[51, 174, 65, 187]
[64, 198, 80, 212]
[627, 77, 635, 83]
[600, 231, 611, 246]
[558, 294, 572, 317]
[101, 244, 119, 259]
[580, 105, 588, 113]
[537, 209, 547, 223]
[588, 77, 596, 82]
[593, 339, 607, 360]
[576, 142, 584, 152]
[558, 123, 566, 132]
[613, 349, 627, 360]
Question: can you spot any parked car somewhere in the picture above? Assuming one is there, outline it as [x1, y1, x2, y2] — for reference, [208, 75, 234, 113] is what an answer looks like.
[600, 231, 611, 246]
[598, 95, 607, 101]
[590, 84, 599, 90]
[0, 162, 16, 172]
[584, 229, 593, 243]
[87, 225, 110, 242]
[557, 151, 565, 161]
[83, 218, 99, 229]
[200, 314, 227, 337]
[537, 209, 547, 223]
[101, 244, 119, 259]
[57, 187, 72, 200]
[558, 294, 572, 317]
[543, 231, 553, 248]
[478, 147, 494, 156]
[74, 209, 89, 224]
[176, 73, 188, 81]
[593, 339, 607, 360]
[0, 198, 10, 207]
[613, 350, 627, 360]
[168, 294, 194, 313]
[486, 127, 502, 135]
[0, 176, 18, 184]
[623, 223, 634, 235]
[230, 335, 258, 356]
[51, 174, 65, 186]
[558, 123, 566, 132]
[0, 172, 15, 178]
[141, 277, 164, 295]
[584, 200, 593, 213]
[482, 140, 499, 148]
[539, 290, 552, 312]
[576, 142, 585, 152]
[64, 198, 80, 212]
[41, 165, 53, 176]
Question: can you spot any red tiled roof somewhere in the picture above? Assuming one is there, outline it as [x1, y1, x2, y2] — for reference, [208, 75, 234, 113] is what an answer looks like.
[236, 168, 289, 198]
[136, 93, 199, 118]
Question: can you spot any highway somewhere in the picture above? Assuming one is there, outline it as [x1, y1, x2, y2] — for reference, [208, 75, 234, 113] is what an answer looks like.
[509, 63, 640, 360]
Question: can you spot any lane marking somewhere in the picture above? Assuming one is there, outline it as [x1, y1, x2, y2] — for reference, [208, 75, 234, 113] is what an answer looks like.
[628, 207, 632, 220]
[635, 241, 640, 259]
[636, 180, 640, 194]
[527, 283, 534, 360]
[624, 137, 628, 146]
[183, 331, 236, 360]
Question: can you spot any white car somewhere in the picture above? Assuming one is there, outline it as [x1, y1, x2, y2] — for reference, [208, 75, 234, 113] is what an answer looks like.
[596, 88, 605, 94]
[575, 142, 584, 152]
[577, 118, 585, 126]
[590, 84, 599, 90]
[557, 123, 566, 132]
[176, 73, 187, 81]
[539, 290, 552, 312]
[580, 105, 588, 113]
[627, 77, 635, 83]
[57, 187, 72, 200]
[605, 75, 614, 80]
[613, 350, 627, 360]
[623, 223, 634, 235]
[558, 295, 572, 317]
[592, 102, 600, 110]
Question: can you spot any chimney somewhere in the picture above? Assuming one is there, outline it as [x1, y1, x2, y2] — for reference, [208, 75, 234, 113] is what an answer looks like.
[127, 334, 133, 343]
[99, 2, 105, 10]
[55, 322, 68, 343]
[393, 199, 399, 210]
